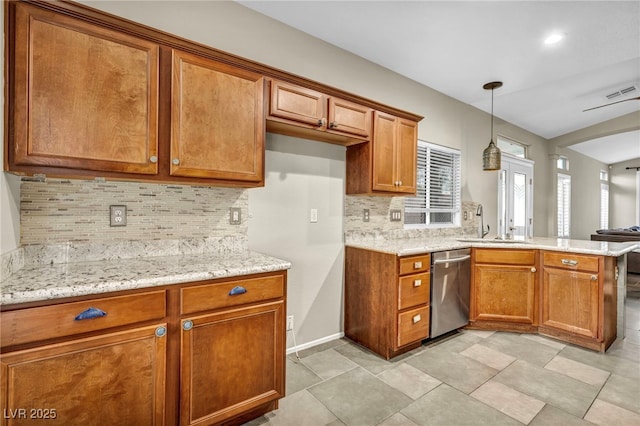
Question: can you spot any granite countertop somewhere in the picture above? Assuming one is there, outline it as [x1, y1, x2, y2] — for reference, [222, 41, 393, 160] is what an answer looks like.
[0, 251, 291, 306]
[346, 236, 640, 257]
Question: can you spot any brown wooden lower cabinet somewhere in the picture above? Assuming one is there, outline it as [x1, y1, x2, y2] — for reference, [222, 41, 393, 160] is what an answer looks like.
[470, 248, 539, 331]
[468, 248, 617, 352]
[1, 325, 166, 425]
[0, 270, 287, 426]
[344, 247, 430, 359]
[539, 252, 617, 351]
[180, 301, 285, 426]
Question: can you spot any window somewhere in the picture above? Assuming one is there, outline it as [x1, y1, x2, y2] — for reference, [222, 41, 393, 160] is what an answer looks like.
[497, 136, 526, 158]
[405, 141, 461, 227]
[557, 173, 571, 238]
[557, 156, 569, 171]
[600, 170, 609, 230]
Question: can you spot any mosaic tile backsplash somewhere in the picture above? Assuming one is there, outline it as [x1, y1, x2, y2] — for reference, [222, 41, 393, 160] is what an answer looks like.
[20, 179, 248, 245]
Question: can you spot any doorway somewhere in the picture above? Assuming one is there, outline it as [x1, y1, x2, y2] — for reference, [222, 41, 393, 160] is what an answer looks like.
[497, 154, 534, 238]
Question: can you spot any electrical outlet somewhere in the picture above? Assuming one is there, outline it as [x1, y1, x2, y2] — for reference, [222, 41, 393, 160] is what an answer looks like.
[464, 211, 468, 220]
[286, 315, 294, 331]
[109, 205, 127, 227]
[363, 209, 370, 222]
[229, 207, 242, 225]
[310, 208, 318, 223]
[390, 209, 402, 222]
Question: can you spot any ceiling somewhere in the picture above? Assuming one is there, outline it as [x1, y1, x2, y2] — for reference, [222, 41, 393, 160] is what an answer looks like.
[238, 1, 640, 165]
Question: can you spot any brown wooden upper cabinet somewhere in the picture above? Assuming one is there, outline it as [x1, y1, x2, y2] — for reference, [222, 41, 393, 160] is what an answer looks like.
[346, 111, 418, 195]
[170, 50, 264, 182]
[9, 2, 160, 175]
[267, 80, 372, 145]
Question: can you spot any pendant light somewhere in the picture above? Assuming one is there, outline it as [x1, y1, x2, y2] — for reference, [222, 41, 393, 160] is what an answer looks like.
[482, 81, 503, 171]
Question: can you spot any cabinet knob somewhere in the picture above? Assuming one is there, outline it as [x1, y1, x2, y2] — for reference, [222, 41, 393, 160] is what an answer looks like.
[413, 279, 422, 287]
[149, 155, 158, 163]
[155, 326, 167, 338]
[182, 320, 194, 331]
[531, 267, 537, 273]
[413, 314, 421, 324]
[317, 118, 326, 127]
[591, 275, 597, 281]
[172, 158, 180, 166]
[414, 261, 422, 269]
[329, 121, 338, 129]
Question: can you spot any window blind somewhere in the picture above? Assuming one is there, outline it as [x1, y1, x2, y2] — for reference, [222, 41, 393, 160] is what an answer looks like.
[600, 182, 609, 230]
[557, 173, 571, 238]
[405, 141, 461, 227]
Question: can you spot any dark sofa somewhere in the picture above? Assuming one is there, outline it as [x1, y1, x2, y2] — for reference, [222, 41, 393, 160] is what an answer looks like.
[591, 227, 640, 274]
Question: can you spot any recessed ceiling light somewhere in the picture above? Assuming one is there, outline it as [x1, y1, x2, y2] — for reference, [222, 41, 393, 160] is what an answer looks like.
[544, 33, 565, 45]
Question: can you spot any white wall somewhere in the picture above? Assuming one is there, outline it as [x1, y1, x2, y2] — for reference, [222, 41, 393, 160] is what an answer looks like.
[0, 2, 21, 256]
[610, 159, 640, 228]
[248, 134, 345, 348]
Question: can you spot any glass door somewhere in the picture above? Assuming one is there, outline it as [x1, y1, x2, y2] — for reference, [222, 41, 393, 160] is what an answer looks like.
[498, 154, 534, 238]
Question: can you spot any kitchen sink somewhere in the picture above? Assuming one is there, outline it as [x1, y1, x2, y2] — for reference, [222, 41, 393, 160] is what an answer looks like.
[457, 238, 532, 244]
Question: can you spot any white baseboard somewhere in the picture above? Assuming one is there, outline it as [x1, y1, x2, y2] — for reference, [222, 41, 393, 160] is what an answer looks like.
[286, 332, 345, 355]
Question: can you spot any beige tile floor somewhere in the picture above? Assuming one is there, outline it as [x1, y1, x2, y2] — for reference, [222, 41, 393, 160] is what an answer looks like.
[245, 276, 640, 426]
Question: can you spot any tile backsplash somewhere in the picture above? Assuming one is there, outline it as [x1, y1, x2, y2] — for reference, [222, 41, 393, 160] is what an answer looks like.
[344, 195, 479, 242]
[20, 179, 248, 245]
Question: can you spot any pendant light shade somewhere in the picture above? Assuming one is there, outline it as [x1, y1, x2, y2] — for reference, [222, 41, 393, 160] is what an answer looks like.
[482, 81, 503, 171]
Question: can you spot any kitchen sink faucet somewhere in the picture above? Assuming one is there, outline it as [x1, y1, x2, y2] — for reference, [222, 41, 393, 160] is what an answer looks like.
[476, 204, 490, 238]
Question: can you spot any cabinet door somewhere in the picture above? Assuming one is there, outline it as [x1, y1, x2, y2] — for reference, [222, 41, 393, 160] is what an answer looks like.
[395, 119, 417, 194]
[472, 264, 537, 324]
[542, 268, 599, 338]
[180, 301, 284, 426]
[171, 50, 264, 182]
[371, 111, 398, 192]
[0, 324, 167, 426]
[11, 3, 159, 175]
[327, 97, 372, 138]
[269, 80, 325, 128]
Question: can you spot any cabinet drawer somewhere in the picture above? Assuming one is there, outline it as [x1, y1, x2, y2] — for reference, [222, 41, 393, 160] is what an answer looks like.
[475, 249, 535, 265]
[1, 290, 166, 348]
[399, 255, 431, 275]
[181, 274, 284, 315]
[398, 273, 430, 310]
[543, 252, 599, 273]
[397, 306, 430, 348]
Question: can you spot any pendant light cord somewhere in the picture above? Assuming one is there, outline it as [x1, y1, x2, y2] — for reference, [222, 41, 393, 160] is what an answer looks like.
[490, 87, 494, 141]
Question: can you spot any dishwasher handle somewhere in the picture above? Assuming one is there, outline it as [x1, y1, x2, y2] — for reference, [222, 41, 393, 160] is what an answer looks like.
[432, 255, 471, 265]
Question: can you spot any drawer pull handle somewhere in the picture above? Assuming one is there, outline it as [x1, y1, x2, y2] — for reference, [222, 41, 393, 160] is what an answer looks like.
[413, 314, 421, 324]
[74, 307, 107, 321]
[229, 286, 247, 296]
[155, 326, 167, 338]
[414, 279, 422, 287]
[561, 259, 578, 266]
[183, 320, 194, 331]
[414, 261, 423, 269]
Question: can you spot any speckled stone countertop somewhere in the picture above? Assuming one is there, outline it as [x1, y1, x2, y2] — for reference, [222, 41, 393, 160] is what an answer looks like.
[0, 251, 291, 306]
[346, 236, 639, 257]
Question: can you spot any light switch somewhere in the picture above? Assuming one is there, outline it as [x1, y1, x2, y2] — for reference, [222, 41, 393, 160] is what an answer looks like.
[229, 207, 242, 225]
[310, 208, 318, 223]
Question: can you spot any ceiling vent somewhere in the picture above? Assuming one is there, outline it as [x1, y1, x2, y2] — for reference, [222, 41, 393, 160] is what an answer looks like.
[605, 85, 637, 100]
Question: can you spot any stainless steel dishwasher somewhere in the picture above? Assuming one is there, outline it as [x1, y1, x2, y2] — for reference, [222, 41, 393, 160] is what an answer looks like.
[430, 248, 471, 338]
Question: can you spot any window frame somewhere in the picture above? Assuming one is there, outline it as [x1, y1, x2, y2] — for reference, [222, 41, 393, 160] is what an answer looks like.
[404, 140, 461, 229]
